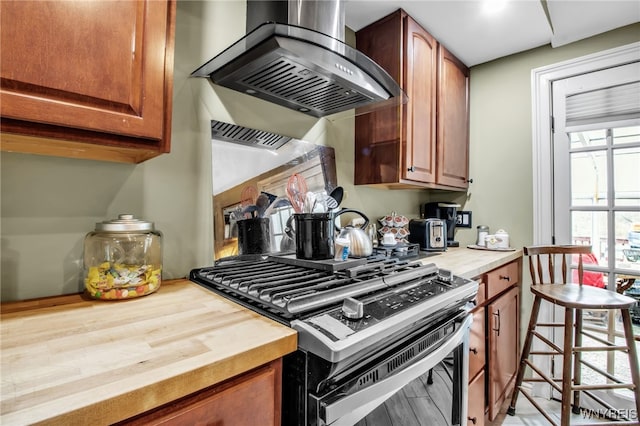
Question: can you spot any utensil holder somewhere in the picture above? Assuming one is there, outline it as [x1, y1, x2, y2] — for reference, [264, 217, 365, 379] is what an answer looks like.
[293, 213, 334, 260]
[237, 217, 271, 254]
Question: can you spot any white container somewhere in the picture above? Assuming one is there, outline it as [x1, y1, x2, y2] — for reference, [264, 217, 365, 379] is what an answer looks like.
[334, 236, 350, 261]
[382, 232, 396, 246]
[476, 225, 489, 247]
[495, 229, 510, 248]
[485, 234, 499, 249]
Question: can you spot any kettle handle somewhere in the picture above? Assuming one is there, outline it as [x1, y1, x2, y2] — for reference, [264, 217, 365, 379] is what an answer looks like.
[334, 208, 369, 232]
[284, 215, 295, 238]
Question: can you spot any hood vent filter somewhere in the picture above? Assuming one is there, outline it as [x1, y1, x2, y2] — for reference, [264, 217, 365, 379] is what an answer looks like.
[241, 58, 371, 114]
[211, 120, 292, 150]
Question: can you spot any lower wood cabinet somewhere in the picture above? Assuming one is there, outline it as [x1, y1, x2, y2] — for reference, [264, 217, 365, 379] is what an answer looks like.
[118, 359, 282, 426]
[488, 286, 520, 420]
[467, 258, 521, 424]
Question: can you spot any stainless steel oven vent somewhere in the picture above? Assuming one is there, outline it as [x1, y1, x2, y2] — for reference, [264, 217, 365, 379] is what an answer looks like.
[210, 120, 292, 150]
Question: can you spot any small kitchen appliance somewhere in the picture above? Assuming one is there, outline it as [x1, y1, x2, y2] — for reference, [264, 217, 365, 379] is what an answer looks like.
[424, 202, 461, 247]
[407, 218, 447, 251]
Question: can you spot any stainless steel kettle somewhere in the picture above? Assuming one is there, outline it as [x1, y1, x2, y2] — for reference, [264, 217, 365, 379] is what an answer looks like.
[334, 209, 373, 257]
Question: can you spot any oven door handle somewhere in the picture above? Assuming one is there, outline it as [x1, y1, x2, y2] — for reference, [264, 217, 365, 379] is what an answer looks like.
[320, 314, 472, 426]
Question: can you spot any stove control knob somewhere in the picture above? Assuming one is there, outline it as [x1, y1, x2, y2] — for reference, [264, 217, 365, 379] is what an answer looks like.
[342, 297, 364, 320]
[438, 268, 453, 283]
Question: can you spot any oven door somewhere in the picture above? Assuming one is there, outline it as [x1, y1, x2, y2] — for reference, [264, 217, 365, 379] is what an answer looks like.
[312, 313, 472, 426]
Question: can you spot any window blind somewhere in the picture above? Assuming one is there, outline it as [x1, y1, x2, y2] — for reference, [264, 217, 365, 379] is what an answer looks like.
[565, 80, 640, 131]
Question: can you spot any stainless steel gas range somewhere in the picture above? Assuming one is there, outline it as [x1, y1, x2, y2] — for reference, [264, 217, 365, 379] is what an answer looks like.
[190, 254, 478, 426]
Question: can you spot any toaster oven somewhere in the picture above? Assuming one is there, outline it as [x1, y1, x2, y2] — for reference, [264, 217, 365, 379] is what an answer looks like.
[408, 218, 447, 251]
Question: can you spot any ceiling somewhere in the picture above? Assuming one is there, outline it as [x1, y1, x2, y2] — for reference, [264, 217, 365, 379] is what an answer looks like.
[344, 0, 640, 67]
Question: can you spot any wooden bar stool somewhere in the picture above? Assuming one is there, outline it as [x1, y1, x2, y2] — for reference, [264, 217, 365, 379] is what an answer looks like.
[507, 245, 640, 425]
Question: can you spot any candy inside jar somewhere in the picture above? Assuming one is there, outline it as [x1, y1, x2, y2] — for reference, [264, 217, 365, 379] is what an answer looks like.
[84, 214, 162, 300]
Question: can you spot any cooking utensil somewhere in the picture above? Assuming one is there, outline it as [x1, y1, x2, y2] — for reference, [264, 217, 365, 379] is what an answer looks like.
[317, 192, 338, 211]
[240, 185, 258, 208]
[304, 191, 317, 213]
[324, 195, 338, 210]
[240, 184, 259, 218]
[286, 173, 308, 214]
[262, 196, 291, 218]
[329, 186, 344, 207]
[256, 193, 270, 217]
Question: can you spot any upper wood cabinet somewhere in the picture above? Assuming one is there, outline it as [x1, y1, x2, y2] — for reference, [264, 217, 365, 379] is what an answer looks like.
[0, 0, 176, 164]
[437, 46, 471, 188]
[354, 9, 470, 190]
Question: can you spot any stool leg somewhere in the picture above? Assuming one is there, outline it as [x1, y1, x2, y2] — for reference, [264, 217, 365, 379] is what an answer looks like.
[561, 307, 574, 426]
[507, 295, 542, 416]
[572, 308, 583, 414]
[620, 308, 640, 416]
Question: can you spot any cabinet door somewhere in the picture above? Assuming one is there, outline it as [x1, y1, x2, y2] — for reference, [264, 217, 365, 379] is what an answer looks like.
[402, 15, 437, 183]
[488, 286, 519, 421]
[437, 45, 470, 188]
[354, 10, 402, 185]
[0, 0, 175, 163]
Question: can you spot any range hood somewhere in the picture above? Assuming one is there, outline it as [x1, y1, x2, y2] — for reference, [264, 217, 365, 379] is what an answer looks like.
[191, 0, 404, 118]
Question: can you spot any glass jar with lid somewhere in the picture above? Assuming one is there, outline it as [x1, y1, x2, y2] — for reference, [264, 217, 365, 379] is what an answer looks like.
[84, 214, 162, 300]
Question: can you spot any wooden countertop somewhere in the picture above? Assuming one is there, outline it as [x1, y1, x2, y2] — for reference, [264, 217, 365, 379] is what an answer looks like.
[0, 280, 297, 425]
[424, 246, 523, 279]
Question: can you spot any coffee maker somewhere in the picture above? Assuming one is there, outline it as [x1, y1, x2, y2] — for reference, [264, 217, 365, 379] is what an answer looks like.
[424, 202, 461, 247]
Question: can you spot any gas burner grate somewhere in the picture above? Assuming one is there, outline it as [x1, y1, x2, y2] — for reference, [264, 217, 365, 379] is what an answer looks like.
[190, 257, 439, 320]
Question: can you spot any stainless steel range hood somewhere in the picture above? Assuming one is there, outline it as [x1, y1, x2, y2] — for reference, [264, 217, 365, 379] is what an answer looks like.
[191, 0, 404, 118]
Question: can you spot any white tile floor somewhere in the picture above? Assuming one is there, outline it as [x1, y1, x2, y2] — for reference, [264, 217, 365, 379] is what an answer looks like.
[488, 396, 633, 425]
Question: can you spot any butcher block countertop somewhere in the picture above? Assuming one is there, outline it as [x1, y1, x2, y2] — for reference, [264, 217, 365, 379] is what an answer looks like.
[426, 246, 523, 279]
[0, 247, 521, 425]
[0, 280, 297, 425]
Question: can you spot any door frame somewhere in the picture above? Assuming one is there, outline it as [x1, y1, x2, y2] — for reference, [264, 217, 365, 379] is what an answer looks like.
[530, 42, 640, 398]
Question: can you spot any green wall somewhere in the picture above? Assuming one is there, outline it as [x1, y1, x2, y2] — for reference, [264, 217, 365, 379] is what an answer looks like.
[1, 0, 638, 302]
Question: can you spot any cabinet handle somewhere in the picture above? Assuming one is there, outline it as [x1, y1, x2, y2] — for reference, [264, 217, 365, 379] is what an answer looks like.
[407, 166, 415, 172]
[470, 347, 478, 355]
[493, 310, 501, 336]
[466, 178, 474, 183]
[499, 275, 510, 281]
[468, 416, 477, 424]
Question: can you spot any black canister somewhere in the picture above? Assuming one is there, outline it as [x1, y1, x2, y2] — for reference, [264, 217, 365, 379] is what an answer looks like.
[293, 212, 334, 260]
[237, 217, 271, 254]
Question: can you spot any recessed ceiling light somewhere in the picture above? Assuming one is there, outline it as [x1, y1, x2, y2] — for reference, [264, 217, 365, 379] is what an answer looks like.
[482, 0, 508, 15]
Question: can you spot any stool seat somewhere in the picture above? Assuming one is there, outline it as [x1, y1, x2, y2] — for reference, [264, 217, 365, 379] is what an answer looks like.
[532, 283, 638, 310]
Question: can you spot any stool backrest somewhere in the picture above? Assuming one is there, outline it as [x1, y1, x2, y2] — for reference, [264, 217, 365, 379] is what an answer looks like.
[523, 245, 593, 286]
